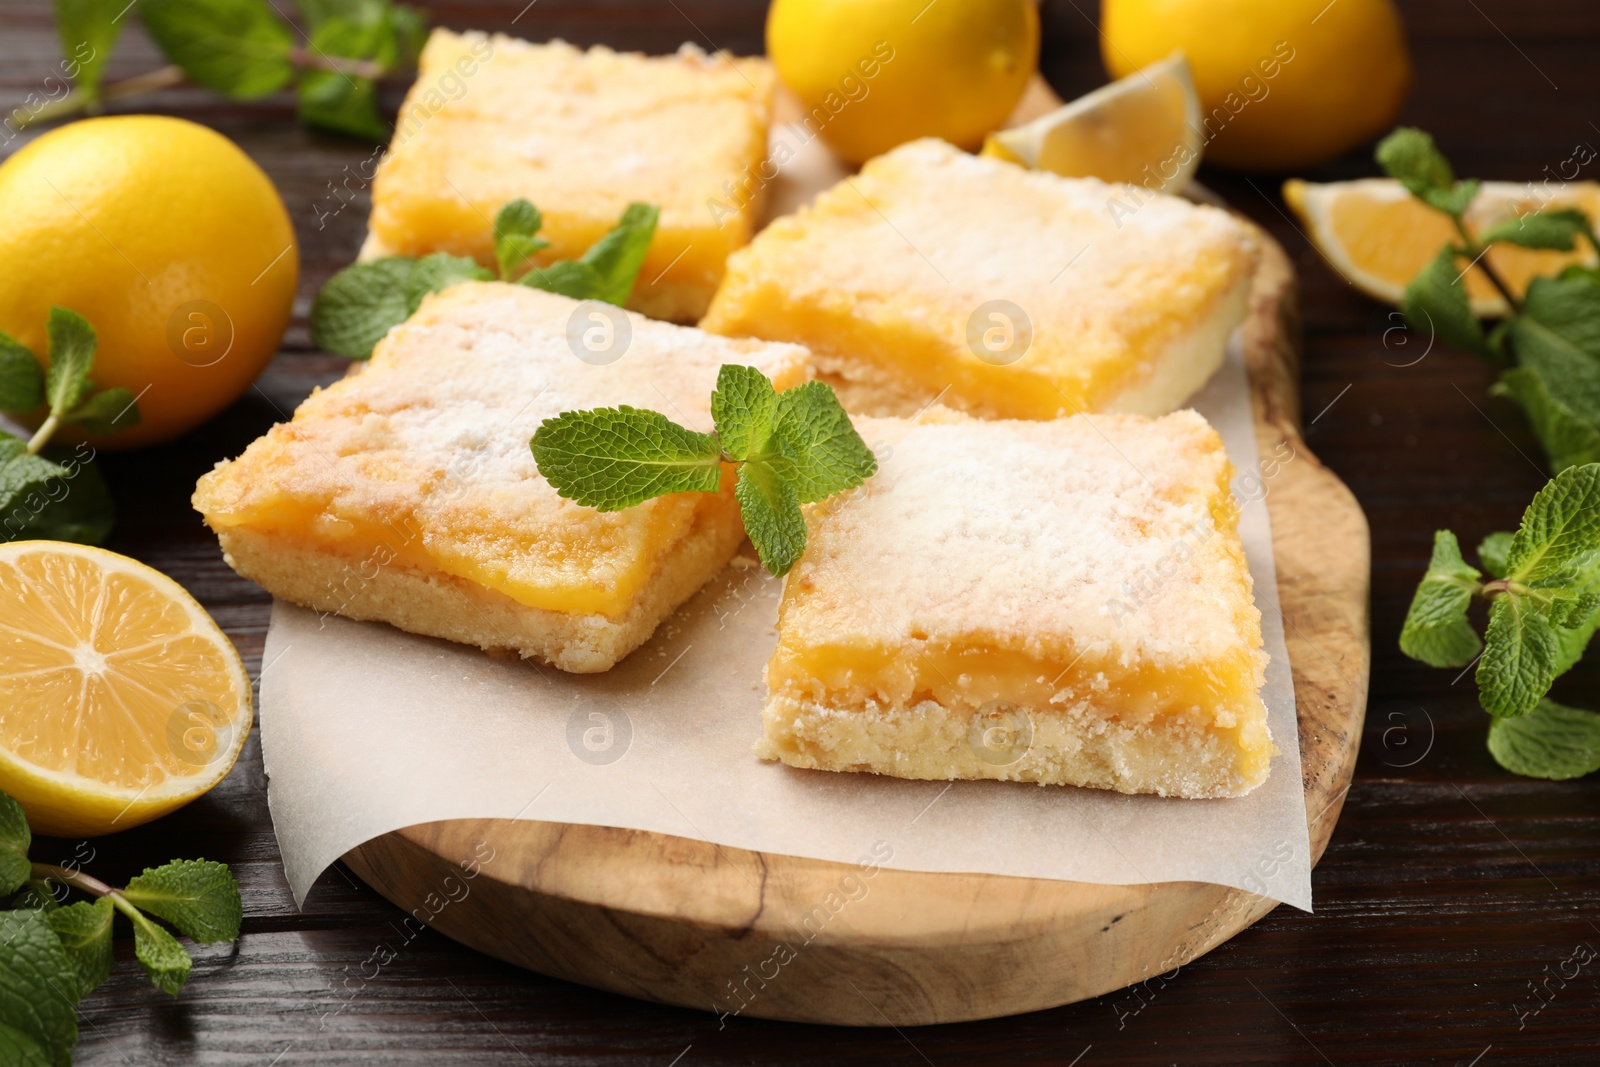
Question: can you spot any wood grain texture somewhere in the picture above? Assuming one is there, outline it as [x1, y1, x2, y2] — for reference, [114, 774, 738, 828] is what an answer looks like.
[1, 0, 1597, 1062]
[339, 227, 1372, 1027]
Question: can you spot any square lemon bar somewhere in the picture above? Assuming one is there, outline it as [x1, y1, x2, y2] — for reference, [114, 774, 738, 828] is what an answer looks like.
[194, 283, 807, 673]
[367, 31, 777, 323]
[701, 139, 1259, 420]
[761, 409, 1273, 798]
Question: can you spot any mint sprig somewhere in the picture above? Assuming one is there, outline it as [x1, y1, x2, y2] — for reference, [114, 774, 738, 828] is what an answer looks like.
[311, 198, 659, 360]
[0, 788, 242, 1064]
[0, 307, 137, 547]
[531, 364, 876, 577]
[1487, 698, 1600, 780]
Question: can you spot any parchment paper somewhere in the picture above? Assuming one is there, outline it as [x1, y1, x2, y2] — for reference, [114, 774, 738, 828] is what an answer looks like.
[259, 339, 1313, 911]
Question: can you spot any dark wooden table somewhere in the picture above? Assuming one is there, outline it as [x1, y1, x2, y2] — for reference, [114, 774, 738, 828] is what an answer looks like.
[4, 0, 1598, 1063]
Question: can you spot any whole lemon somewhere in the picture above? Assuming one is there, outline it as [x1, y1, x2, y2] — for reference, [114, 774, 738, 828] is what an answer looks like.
[0, 116, 297, 448]
[1101, 0, 1411, 171]
[768, 0, 1040, 165]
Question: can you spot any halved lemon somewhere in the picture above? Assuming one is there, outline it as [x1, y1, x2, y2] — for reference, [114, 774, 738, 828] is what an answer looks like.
[1284, 178, 1600, 316]
[0, 541, 252, 837]
[982, 52, 1202, 195]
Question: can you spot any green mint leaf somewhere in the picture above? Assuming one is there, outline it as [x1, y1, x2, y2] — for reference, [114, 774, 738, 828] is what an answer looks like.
[122, 860, 242, 944]
[493, 200, 549, 281]
[1478, 531, 1514, 579]
[387, 4, 427, 66]
[771, 381, 878, 504]
[297, 71, 386, 141]
[9, 881, 59, 913]
[310, 255, 492, 359]
[736, 459, 807, 577]
[1480, 208, 1593, 252]
[1504, 462, 1600, 587]
[54, 0, 124, 105]
[522, 259, 604, 300]
[0, 1023, 54, 1067]
[1514, 269, 1600, 359]
[0, 910, 80, 1064]
[1555, 600, 1600, 675]
[62, 387, 141, 435]
[120, 902, 192, 996]
[1491, 365, 1600, 473]
[0, 438, 116, 546]
[43, 308, 96, 418]
[575, 203, 659, 306]
[297, 0, 385, 28]
[1550, 589, 1600, 630]
[1375, 128, 1479, 216]
[1486, 697, 1600, 779]
[0, 333, 44, 414]
[43, 900, 113, 1002]
[531, 406, 723, 511]
[1402, 245, 1490, 358]
[1476, 592, 1559, 718]
[710, 364, 778, 461]
[0, 789, 29, 898]
[140, 0, 295, 98]
[1397, 530, 1484, 667]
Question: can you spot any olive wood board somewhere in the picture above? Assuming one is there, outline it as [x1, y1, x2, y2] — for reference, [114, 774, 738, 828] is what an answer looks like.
[342, 79, 1372, 1027]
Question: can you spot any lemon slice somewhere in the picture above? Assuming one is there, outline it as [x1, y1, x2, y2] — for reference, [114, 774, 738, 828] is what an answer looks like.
[0, 541, 252, 837]
[983, 52, 1202, 194]
[1284, 177, 1600, 316]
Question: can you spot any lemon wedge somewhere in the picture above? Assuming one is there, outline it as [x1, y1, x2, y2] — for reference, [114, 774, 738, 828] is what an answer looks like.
[1284, 178, 1600, 316]
[983, 52, 1202, 195]
[0, 541, 252, 837]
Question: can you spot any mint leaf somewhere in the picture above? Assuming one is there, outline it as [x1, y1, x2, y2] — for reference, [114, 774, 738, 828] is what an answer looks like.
[523, 259, 604, 300]
[120, 903, 191, 996]
[1477, 593, 1559, 718]
[1503, 462, 1600, 587]
[0, 790, 29, 898]
[1492, 365, 1600, 473]
[44, 900, 113, 1001]
[1376, 128, 1479, 216]
[310, 254, 492, 359]
[0, 910, 80, 1065]
[54, 0, 125, 105]
[62, 387, 140, 435]
[298, 71, 386, 141]
[1403, 246, 1490, 358]
[736, 460, 806, 577]
[772, 381, 877, 504]
[43, 308, 95, 417]
[0, 333, 43, 414]
[1487, 697, 1600, 779]
[531, 406, 723, 511]
[1480, 208, 1593, 253]
[0, 1022, 54, 1067]
[1478, 531, 1514, 579]
[493, 199, 549, 281]
[140, 0, 295, 98]
[123, 860, 242, 944]
[710, 364, 778, 461]
[1397, 530, 1483, 667]
[0, 439, 116, 546]
[574, 203, 658, 306]
[1518, 271, 1600, 357]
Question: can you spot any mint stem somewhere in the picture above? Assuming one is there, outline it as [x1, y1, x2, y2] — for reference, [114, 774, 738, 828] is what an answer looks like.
[25, 415, 58, 456]
[289, 49, 388, 80]
[31, 863, 115, 899]
[1451, 216, 1523, 315]
[18, 65, 186, 129]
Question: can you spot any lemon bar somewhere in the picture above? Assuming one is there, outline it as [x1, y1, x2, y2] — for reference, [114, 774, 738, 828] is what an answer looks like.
[367, 31, 776, 323]
[761, 409, 1272, 798]
[194, 283, 807, 673]
[701, 138, 1258, 419]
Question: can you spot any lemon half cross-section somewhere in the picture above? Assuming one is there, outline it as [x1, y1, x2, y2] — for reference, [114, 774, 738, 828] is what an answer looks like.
[0, 541, 252, 837]
[984, 53, 1202, 195]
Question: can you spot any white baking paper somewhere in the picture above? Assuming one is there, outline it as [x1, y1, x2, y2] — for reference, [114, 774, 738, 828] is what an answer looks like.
[258, 339, 1313, 912]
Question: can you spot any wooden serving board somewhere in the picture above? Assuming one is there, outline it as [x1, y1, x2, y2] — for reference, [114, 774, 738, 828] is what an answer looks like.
[342, 79, 1372, 1027]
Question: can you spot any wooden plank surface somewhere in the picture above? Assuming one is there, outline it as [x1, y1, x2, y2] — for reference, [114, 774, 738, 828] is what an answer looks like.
[2, 0, 1597, 1063]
